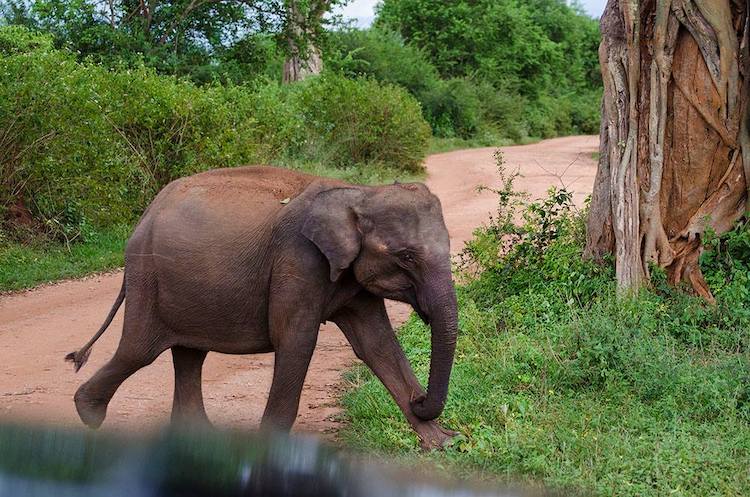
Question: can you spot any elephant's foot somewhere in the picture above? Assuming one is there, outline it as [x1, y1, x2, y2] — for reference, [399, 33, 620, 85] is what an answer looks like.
[415, 421, 459, 451]
[73, 388, 107, 429]
[171, 409, 212, 429]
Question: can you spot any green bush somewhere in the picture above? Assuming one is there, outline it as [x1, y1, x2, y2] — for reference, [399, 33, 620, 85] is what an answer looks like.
[416, 78, 481, 139]
[327, 29, 520, 140]
[0, 44, 136, 240]
[701, 218, 750, 326]
[567, 89, 602, 134]
[294, 73, 431, 172]
[377, 0, 600, 98]
[0, 24, 53, 54]
[213, 34, 285, 85]
[327, 25, 600, 141]
[374, 0, 602, 140]
[0, 39, 266, 242]
[326, 28, 441, 97]
[0, 27, 431, 244]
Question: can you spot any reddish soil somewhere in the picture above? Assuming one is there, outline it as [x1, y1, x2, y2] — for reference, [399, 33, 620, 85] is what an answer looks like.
[0, 136, 598, 438]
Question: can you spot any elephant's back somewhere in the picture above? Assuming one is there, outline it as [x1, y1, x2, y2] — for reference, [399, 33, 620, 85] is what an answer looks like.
[144, 166, 324, 237]
[131, 165, 345, 254]
[168, 165, 320, 208]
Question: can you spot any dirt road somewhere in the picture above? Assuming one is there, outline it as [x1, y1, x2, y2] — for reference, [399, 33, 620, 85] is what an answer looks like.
[0, 135, 597, 437]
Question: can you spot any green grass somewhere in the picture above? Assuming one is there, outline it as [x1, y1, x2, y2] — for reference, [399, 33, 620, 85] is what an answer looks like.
[0, 224, 130, 291]
[340, 183, 750, 496]
[342, 295, 750, 496]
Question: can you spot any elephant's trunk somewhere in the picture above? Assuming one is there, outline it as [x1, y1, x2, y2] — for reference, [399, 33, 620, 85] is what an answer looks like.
[410, 274, 458, 421]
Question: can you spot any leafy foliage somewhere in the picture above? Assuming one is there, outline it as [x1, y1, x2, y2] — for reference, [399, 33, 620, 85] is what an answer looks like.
[377, 0, 599, 93]
[342, 152, 750, 496]
[327, 22, 600, 139]
[701, 218, 750, 325]
[292, 73, 431, 171]
[2, 0, 345, 84]
[376, 0, 601, 137]
[0, 27, 429, 245]
[327, 28, 468, 138]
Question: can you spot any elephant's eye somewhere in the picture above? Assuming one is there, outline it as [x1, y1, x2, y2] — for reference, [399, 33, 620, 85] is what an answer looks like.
[399, 251, 416, 264]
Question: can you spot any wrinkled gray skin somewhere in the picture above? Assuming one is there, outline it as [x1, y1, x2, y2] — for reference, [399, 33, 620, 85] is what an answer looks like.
[66, 166, 458, 449]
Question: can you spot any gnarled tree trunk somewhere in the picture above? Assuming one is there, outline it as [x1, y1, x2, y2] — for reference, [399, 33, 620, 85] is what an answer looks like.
[586, 0, 750, 301]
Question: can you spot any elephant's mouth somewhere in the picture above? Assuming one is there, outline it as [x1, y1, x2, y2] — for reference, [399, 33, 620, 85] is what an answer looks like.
[366, 282, 431, 324]
[405, 288, 431, 325]
[414, 305, 430, 325]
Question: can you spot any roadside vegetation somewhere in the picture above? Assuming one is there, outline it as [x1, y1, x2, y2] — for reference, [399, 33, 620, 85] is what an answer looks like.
[341, 153, 750, 497]
[0, 0, 599, 290]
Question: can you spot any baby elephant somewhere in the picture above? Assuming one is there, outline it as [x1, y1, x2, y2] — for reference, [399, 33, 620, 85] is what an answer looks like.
[66, 166, 458, 449]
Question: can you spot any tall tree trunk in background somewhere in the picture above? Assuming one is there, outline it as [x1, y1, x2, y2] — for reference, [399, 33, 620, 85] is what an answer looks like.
[282, 0, 327, 83]
[586, 0, 750, 300]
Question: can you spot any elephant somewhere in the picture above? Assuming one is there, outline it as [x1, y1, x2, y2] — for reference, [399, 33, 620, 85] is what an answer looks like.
[66, 166, 458, 449]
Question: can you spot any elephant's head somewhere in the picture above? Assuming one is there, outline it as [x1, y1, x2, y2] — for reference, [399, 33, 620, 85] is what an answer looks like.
[302, 183, 458, 421]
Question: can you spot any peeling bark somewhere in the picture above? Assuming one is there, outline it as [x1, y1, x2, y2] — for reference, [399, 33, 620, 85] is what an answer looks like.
[586, 0, 749, 300]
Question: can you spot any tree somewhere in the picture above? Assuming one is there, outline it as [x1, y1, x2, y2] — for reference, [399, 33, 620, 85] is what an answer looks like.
[586, 0, 749, 301]
[1, 0, 341, 83]
[281, 0, 328, 82]
[375, 0, 600, 96]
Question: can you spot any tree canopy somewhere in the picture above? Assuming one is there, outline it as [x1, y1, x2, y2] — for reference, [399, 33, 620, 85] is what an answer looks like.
[375, 0, 600, 97]
[1, 0, 341, 82]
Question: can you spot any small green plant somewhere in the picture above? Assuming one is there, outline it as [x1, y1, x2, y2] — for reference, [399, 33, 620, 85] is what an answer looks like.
[701, 217, 750, 322]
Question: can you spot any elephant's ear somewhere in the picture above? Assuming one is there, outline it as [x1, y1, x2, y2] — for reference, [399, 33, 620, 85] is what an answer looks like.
[301, 187, 366, 282]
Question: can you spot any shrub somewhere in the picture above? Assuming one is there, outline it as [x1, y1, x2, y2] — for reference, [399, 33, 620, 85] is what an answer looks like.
[0, 45, 272, 242]
[214, 34, 284, 85]
[0, 45, 136, 241]
[0, 25, 53, 55]
[472, 81, 527, 141]
[327, 29, 519, 140]
[294, 73, 431, 172]
[701, 218, 750, 326]
[417, 78, 482, 139]
[0, 27, 432, 243]
[328, 29, 601, 141]
[326, 28, 440, 96]
[567, 89, 602, 134]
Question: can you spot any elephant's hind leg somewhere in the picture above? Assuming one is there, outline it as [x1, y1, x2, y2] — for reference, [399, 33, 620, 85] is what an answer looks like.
[171, 346, 210, 425]
[73, 345, 163, 428]
[74, 285, 169, 428]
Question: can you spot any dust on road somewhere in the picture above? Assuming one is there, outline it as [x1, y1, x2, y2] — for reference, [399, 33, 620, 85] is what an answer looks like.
[0, 135, 598, 438]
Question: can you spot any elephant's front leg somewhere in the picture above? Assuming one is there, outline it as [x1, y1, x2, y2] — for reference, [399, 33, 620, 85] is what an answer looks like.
[260, 310, 320, 431]
[332, 293, 457, 450]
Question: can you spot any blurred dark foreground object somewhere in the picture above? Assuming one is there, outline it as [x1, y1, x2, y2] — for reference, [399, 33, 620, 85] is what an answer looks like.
[0, 424, 559, 497]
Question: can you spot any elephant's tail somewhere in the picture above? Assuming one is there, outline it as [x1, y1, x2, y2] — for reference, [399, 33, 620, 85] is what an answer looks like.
[65, 275, 126, 372]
